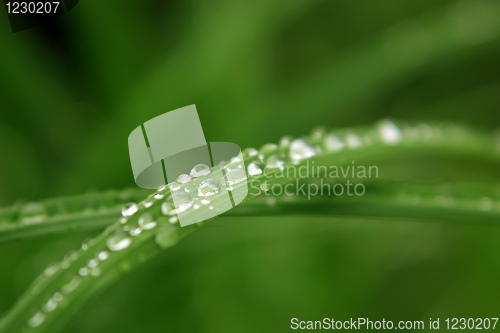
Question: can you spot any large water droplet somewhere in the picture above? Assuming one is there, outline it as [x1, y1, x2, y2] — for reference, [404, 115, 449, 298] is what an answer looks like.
[169, 182, 181, 191]
[138, 213, 157, 230]
[121, 202, 138, 217]
[324, 134, 346, 152]
[289, 139, 317, 163]
[155, 225, 180, 249]
[248, 161, 263, 176]
[161, 200, 175, 216]
[171, 192, 193, 213]
[265, 155, 284, 170]
[198, 179, 221, 196]
[176, 173, 192, 184]
[106, 229, 132, 251]
[190, 164, 211, 178]
[29, 311, 45, 327]
[378, 120, 402, 145]
[225, 169, 247, 185]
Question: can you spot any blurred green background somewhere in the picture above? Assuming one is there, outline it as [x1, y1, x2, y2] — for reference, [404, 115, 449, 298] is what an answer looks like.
[1, 0, 500, 332]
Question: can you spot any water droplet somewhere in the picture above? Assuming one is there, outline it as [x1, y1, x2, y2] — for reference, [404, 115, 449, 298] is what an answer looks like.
[119, 217, 128, 224]
[53, 292, 63, 302]
[259, 143, 278, 155]
[169, 216, 178, 224]
[289, 139, 316, 163]
[171, 192, 193, 213]
[138, 213, 157, 230]
[225, 169, 247, 185]
[324, 134, 346, 152]
[311, 127, 327, 142]
[279, 136, 293, 148]
[43, 263, 59, 277]
[378, 120, 403, 145]
[20, 203, 46, 224]
[198, 179, 221, 196]
[346, 133, 363, 148]
[42, 297, 58, 313]
[142, 197, 154, 208]
[62, 276, 81, 294]
[154, 193, 164, 200]
[169, 182, 181, 191]
[242, 147, 259, 159]
[248, 161, 263, 176]
[106, 229, 132, 252]
[194, 204, 200, 210]
[157, 184, 167, 192]
[208, 206, 214, 210]
[201, 199, 210, 205]
[29, 311, 45, 327]
[176, 173, 192, 184]
[260, 182, 270, 192]
[88, 259, 98, 268]
[79, 267, 89, 277]
[90, 267, 101, 277]
[265, 155, 284, 170]
[155, 225, 180, 249]
[98, 251, 109, 261]
[121, 202, 138, 217]
[161, 200, 175, 216]
[190, 164, 211, 178]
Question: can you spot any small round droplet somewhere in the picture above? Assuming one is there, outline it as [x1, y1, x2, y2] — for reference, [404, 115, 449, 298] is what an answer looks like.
[346, 133, 363, 148]
[190, 164, 211, 178]
[242, 147, 259, 159]
[90, 267, 102, 277]
[157, 184, 168, 192]
[289, 139, 316, 163]
[154, 193, 164, 200]
[198, 179, 221, 196]
[176, 173, 192, 184]
[142, 197, 155, 208]
[138, 213, 157, 230]
[62, 276, 81, 294]
[98, 251, 109, 261]
[88, 259, 98, 268]
[121, 202, 139, 217]
[248, 161, 263, 176]
[43, 298, 58, 313]
[201, 199, 210, 205]
[79, 267, 89, 277]
[43, 263, 59, 277]
[169, 216, 179, 224]
[106, 229, 132, 252]
[20, 203, 46, 224]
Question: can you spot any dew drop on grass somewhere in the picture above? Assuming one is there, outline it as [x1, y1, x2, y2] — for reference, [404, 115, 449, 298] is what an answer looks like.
[259, 143, 279, 156]
[248, 161, 263, 176]
[171, 192, 193, 212]
[157, 184, 167, 192]
[198, 179, 221, 196]
[119, 217, 128, 224]
[62, 276, 81, 294]
[78, 267, 89, 277]
[161, 200, 175, 215]
[121, 202, 138, 217]
[90, 267, 102, 277]
[346, 133, 363, 148]
[138, 213, 157, 230]
[169, 216, 178, 224]
[190, 164, 211, 178]
[106, 229, 132, 251]
[242, 147, 258, 159]
[378, 120, 403, 145]
[153, 193, 164, 200]
[142, 197, 154, 208]
[289, 139, 317, 163]
[43, 263, 59, 277]
[266, 155, 284, 170]
[324, 134, 346, 152]
[279, 135, 293, 148]
[176, 173, 192, 184]
[88, 259, 98, 268]
[42, 297, 58, 313]
[98, 251, 109, 261]
[155, 225, 180, 249]
[225, 169, 247, 185]
[169, 182, 181, 191]
[29, 311, 45, 327]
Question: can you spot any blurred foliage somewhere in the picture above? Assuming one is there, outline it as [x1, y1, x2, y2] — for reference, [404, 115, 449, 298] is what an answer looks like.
[0, 0, 499, 332]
